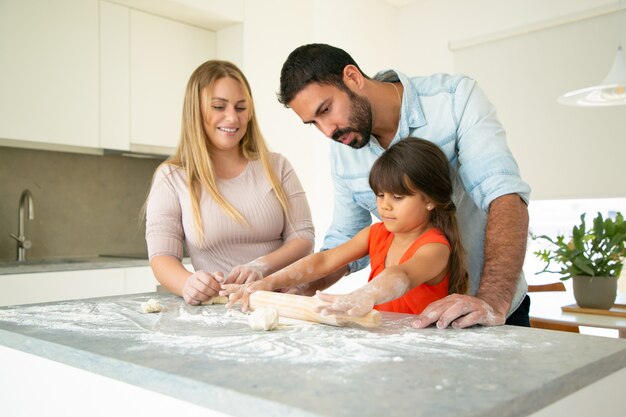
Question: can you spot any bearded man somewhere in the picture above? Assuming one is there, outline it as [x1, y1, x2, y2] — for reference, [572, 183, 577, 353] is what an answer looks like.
[278, 43, 531, 330]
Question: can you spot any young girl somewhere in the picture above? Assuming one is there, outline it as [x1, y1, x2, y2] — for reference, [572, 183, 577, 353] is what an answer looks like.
[221, 137, 467, 317]
[145, 60, 314, 305]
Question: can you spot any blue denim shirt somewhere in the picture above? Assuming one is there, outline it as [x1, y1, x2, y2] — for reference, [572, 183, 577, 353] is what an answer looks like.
[321, 70, 531, 316]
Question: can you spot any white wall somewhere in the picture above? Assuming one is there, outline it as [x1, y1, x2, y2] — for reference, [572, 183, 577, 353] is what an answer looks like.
[396, 0, 616, 74]
[453, 8, 626, 199]
[394, 0, 625, 201]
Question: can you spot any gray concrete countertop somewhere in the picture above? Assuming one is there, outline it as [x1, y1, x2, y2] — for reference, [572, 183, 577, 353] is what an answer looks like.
[1, 293, 626, 417]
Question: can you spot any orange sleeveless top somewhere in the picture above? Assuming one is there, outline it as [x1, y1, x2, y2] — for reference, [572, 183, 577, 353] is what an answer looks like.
[367, 222, 450, 315]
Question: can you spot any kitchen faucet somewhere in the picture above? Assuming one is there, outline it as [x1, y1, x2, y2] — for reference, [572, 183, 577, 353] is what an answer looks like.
[9, 189, 34, 261]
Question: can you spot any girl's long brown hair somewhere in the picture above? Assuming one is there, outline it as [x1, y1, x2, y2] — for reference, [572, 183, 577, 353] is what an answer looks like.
[369, 137, 468, 295]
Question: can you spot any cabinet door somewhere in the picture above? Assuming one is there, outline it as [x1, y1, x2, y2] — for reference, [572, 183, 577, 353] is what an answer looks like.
[100, 0, 130, 151]
[0, 269, 126, 306]
[130, 10, 216, 151]
[0, 0, 99, 148]
[124, 266, 158, 294]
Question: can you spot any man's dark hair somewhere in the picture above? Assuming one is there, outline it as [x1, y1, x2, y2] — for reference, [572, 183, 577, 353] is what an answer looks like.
[278, 43, 369, 107]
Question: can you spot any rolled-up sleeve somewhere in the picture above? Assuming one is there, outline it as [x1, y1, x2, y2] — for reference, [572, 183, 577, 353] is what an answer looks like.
[321, 153, 373, 274]
[145, 165, 185, 260]
[454, 77, 531, 212]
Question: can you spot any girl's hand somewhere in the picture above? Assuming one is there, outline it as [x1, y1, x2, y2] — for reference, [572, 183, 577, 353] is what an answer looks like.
[315, 290, 377, 317]
[220, 279, 273, 311]
[225, 261, 268, 285]
[182, 270, 222, 305]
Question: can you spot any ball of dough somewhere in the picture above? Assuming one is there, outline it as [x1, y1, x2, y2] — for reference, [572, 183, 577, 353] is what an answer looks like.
[140, 298, 164, 313]
[248, 307, 280, 331]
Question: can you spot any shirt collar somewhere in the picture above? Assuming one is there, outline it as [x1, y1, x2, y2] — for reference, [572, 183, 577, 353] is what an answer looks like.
[373, 69, 426, 146]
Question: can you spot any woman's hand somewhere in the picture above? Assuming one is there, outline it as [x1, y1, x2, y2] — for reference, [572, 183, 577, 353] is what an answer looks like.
[315, 290, 377, 317]
[220, 279, 273, 311]
[182, 270, 223, 305]
[225, 261, 268, 285]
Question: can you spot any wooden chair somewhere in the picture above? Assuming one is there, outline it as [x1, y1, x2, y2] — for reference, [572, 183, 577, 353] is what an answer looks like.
[528, 282, 580, 333]
[528, 282, 567, 292]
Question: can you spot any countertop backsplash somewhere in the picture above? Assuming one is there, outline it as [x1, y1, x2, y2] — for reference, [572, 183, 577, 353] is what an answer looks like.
[0, 146, 164, 261]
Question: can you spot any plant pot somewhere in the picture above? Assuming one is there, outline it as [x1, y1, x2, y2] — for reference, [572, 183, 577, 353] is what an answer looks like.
[572, 276, 618, 310]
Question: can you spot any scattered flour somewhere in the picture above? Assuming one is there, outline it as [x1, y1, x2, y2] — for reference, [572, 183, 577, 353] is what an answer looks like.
[0, 294, 537, 367]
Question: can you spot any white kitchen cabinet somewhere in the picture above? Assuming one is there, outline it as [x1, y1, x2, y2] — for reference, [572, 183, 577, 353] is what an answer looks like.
[0, 0, 99, 149]
[1, 0, 228, 155]
[124, 265, 159, 294]
[0, 268, 126, 306]
[0, 266, 159, 307]
[99, 3, 217, 154]
[129, 9, 216, 153]
[99, 0, 130, 151]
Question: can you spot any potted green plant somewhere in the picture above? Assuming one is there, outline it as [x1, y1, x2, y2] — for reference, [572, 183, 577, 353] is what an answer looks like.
[533, 211, 626, 309]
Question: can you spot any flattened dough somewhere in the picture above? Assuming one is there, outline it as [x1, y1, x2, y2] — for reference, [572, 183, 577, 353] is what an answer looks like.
[249, 307, 280, 331]
[201, 296, 229, 305]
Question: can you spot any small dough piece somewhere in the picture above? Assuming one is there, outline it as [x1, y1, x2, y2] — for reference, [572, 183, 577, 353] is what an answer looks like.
[201, 295, 229, 305]
[248, 307, 280, 331]
[140, 298, 164, 313]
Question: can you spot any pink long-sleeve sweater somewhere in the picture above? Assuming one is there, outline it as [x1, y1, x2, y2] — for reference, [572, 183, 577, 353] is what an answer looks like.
[146, 153, 315, 274]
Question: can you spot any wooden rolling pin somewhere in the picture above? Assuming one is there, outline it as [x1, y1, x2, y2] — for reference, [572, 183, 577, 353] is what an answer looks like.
[249, 291, 382, 328]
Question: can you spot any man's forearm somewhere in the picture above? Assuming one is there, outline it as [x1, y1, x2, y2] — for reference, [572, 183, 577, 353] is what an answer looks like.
[476, 194, 529, 316]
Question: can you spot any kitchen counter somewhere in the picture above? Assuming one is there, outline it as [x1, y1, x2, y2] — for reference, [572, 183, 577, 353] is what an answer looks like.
[1, 293, 625, 417]
[0, 256, 150, 275]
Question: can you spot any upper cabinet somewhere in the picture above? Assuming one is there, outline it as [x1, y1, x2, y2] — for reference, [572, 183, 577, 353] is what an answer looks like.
[0, 0, 100, 149]
[129, 10, 216, 152]
[1, 0, 234, 156]
[100, 1, 130, 151]
[100, 2, 216, 154]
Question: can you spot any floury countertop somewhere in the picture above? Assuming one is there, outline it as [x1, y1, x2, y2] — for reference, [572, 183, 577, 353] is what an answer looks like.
[1, 293, 626, 417]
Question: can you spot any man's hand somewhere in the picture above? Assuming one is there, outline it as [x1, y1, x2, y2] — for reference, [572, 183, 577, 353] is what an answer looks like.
[182, 271, 222, 305]
[411, 294, 506, 329]
[414, 194, 528, 329]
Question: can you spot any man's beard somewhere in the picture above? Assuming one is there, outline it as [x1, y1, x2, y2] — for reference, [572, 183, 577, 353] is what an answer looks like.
[331, 91, 373, 149]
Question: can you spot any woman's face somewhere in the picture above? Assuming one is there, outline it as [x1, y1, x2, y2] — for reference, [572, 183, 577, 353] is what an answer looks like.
[201, 77, 250, 153]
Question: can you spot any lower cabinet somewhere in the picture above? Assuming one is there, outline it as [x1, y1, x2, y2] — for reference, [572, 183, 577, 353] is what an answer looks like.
[124, 266, 160, 295]
[0, 266, 159, 307]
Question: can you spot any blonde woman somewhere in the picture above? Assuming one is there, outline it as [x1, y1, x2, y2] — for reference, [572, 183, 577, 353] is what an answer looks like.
[146, 60, 314, 305]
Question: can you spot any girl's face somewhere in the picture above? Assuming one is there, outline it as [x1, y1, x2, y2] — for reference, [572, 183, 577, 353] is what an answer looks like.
[201, 77, 250, 152]
[375, 190, 433, 234]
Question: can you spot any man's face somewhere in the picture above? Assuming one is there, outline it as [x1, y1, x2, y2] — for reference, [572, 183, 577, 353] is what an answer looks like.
[289, 82, 372, 149]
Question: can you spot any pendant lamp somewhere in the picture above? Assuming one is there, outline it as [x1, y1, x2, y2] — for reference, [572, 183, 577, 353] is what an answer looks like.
[558, 1, 626, 107]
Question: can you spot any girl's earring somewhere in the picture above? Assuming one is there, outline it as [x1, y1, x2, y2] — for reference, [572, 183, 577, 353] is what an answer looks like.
[427, 204, 433, 211]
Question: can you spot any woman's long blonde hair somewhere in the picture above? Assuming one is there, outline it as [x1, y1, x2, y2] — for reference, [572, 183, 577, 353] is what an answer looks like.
[166, 60, 289, 241]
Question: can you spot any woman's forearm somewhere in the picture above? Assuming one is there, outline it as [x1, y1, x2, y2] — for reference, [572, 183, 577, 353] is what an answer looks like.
[149, 255, 193, 296]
